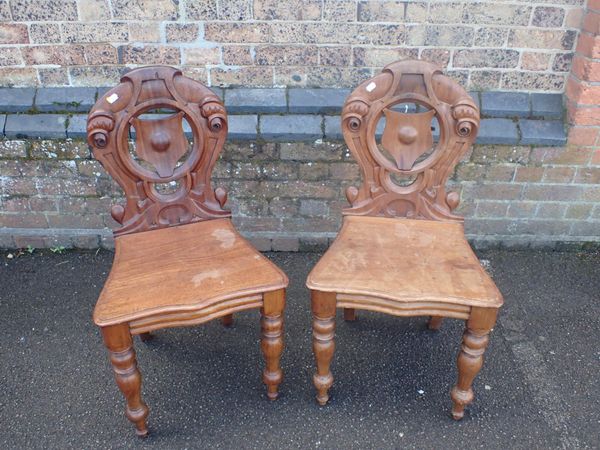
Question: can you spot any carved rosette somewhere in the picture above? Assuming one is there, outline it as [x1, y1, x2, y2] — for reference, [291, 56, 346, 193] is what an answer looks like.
[340, 59, 480, 222]
[86, 66, 231, 236]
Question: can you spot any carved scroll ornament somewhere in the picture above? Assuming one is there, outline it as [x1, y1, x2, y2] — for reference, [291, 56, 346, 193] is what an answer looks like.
[341, 59, 480, 222]
[87, 66, 230, 236]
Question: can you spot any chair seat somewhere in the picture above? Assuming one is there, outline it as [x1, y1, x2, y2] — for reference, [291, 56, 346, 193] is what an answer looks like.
[94, 218, 288, 327]
[306, 215, 502, 308]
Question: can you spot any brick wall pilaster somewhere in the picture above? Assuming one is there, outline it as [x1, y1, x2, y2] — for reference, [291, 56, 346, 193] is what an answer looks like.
[567, 0, 600, 146]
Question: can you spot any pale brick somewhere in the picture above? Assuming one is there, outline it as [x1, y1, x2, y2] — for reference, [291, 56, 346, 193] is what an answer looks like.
[532, 7, 565, 28]
[463, 4, 532, 26]
[474, 27, 508, 47]
[111, 0, 178, 20]
[508, 29, 577, 50]
[254, 0, 321, 20]
[78, 0, 110, 21]
[323, 0, 356, 22]
[205, 23, 270, 43]
[502, 72, 565, 91]
[29, 23, 60, 44]
[454, 49, 519, 69]
[218, 0, 251, 20]
[211, 66, 272, 87]
[256, 45, 318, 66]
[353, 47, 418, 67]
[119, 45, 179, 65]
[0, 24, 28, 44]
[22, 45, 85, 66]
[0, 48, 22, 66]
[428, 2, 465, 24]
[128, 22, 161, 42]
[62, 22, 129, 43]
[222, 46, 253, 65]
[0, 68, 37, 86]
[10, 0, 78, 21]
[521, 52, 551, 71]
[186, 0, 217, 20]
[319, 47, 352, 67]
[183, 47, 221, 65]
[166, 23, 200, 43]
[38, 68, 69, 86]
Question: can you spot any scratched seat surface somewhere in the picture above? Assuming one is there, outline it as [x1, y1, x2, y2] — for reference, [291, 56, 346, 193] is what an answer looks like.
[307, 215, 502, 308]
[94, 218, 288, 326]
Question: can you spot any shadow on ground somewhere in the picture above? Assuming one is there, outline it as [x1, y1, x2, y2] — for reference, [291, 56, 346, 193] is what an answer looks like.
[0, 249, 599, 449]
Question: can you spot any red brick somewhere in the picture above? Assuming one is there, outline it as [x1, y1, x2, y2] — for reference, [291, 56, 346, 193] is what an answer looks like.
[582, 10, 600, 34]
[566, 76, 600, 105]
[567, 101, 600, 125]
[568, 126, 599, 146]
[575, 32, 600, 58]
[571, 55, 600, 82]
[542, 167, 575, 183]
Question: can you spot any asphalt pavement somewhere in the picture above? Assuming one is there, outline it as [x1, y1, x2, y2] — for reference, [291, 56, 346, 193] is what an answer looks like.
[1, 249, 599, 449]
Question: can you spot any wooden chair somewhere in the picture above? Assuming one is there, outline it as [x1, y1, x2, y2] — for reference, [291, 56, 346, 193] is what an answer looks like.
[86, 66, 287, 436]
[306, 60, 503, 419]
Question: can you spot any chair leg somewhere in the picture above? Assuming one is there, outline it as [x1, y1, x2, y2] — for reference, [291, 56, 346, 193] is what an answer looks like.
[101, 324, 149, 437]
[450, 307, 497, 420]
[221, 314, 234, 327]
[343, 307, 356, 321]
[428, 316, 443, 330]
[260, 289, 285, 400]
[139, 332, 153, 342]
[311, 290, 336, 406]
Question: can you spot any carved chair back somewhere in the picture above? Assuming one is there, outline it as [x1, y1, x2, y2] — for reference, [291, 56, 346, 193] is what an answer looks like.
[341, 59, 480, 222]
[87, 66, 230, 236]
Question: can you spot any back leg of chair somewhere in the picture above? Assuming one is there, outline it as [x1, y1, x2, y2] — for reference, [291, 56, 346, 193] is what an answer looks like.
[427, 316, 443, 330]
[139, 332, 153, 342]
[221, 314, 233, 327]
[101, 323, 149, 437]
[450, 307, 497, 420]
[260, 289, 285, 400]
[343, 308, 356, 321]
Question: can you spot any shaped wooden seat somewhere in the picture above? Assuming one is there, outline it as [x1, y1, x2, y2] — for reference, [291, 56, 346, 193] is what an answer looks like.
[94, 218, 287, 330]
[307, 60, 503, 419]
[87, 66, 287, 436]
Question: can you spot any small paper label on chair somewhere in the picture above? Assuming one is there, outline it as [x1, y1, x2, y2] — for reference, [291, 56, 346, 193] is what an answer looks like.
[366, 82, 376, 92]
[106, 93, 119, 104]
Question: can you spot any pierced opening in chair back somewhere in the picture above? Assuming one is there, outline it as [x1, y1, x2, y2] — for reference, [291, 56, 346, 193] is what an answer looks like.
[341, 59, 479, 222]
[87, 66, 231, 236]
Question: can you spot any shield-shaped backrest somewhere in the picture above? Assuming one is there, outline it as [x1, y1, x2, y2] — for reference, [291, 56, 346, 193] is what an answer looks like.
[87, 66, 230, 236]
[341, 59, 479, 222]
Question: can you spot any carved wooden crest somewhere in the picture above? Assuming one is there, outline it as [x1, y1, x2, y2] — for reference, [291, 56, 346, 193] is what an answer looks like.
[87, 66, 230, 236]
[341, 59, 480, 221]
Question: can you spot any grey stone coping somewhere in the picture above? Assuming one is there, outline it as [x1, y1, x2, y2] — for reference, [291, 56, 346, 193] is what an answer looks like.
[0, 87, 563, 119]
[477, 118, 519, 145]
[260, 115, 322, 141]
[531, 93, 563, 119]
[0, 112, 567, 145]
[35, 87, 97, 113]
[481, 92, 530, 118]
[520, 119, 566, 145]
[0, 87, 36, 113]
[224, 88, 286, 113]
[5, 114, 68, 139]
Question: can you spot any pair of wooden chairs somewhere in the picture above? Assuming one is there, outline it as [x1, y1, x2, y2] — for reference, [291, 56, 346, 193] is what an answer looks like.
[86, 61, 502, 436]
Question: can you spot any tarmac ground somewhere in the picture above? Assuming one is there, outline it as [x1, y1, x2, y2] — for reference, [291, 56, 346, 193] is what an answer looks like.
[1, 249, 599, 449]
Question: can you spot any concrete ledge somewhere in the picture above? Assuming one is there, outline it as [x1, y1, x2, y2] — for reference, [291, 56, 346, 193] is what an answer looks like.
[0, 88, 567, 146]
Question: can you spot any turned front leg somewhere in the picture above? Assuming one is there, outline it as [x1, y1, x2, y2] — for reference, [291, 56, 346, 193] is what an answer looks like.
[260, 289, 285, 400]
[101, 324, 149, 437]
[311, 290, 336, 406]
[451, 307, 497, 420]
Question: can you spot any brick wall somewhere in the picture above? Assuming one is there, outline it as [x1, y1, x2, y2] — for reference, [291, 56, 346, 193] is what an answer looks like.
[0, 0, 585, 90]
[2, 137, 600, 251]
